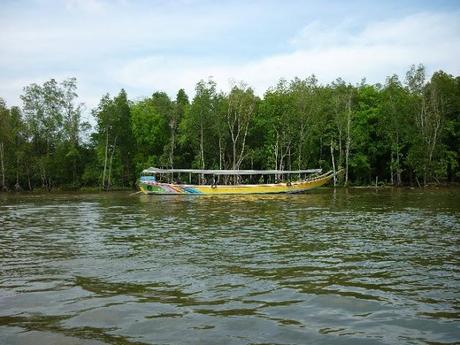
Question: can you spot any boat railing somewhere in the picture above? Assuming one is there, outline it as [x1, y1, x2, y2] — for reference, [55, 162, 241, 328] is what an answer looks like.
[142, 168, 322, 175]
[140, 167, 332, 186]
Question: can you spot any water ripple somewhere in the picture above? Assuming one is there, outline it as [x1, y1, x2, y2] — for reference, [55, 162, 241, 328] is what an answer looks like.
[0, 189, 459, 344]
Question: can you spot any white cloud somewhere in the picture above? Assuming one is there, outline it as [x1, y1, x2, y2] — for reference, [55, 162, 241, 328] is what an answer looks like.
[114, 11, 460, 99]
[0, 2, 459, 111]
[63, 0, 108, 13]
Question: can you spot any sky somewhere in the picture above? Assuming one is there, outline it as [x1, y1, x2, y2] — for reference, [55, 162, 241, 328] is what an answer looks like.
[1, 0, 460, 113]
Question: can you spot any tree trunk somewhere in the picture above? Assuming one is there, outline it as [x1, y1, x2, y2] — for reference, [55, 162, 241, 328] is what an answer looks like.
[16, 156, 20, 188]
[218, 136, 223, 170]
[345, 94, 352, 186]
[395, 133, 401, 186]
[218, 135, 223, 184]
[232, 141, 236, 170]
[319, 136, 323, 168]
[199, 121, 205, 184]
[232, 135, 237, 184]
[330, 139, 336, 187]
[102, 130, 109, 190]
[27, 171, 32, 191]
[169, 125, 175, 169]
[427, 104, 441, 183]
[73, 150, 77, 187]
[298, 144, 302, 171]
[200, 121, 205, 170]
[228, 108, 239, 184]
[390, 151, 394, 185]
[338, 128, 342, 168]
[274, 131, 279, 171]
[288, 146, 292, 171]
[298, 123, 305, 172]
[0, 142, 5, 190]
[235, 126, 248, 170]
[107, 136, 117, 191]
[40, 162, 46, 190]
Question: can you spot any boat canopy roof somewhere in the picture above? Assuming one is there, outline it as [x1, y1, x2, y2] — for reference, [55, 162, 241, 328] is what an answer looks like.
[142, 167, 322, 175]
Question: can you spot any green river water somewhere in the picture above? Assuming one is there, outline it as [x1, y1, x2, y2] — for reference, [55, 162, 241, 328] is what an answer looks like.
[0, 188, 459, 345]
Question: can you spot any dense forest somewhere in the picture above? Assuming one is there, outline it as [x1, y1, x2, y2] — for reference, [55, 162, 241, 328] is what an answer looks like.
[0, 65, 459, 191]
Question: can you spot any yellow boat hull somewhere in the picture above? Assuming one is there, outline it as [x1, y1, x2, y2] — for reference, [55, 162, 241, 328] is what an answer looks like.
[139, 171, 334, 195]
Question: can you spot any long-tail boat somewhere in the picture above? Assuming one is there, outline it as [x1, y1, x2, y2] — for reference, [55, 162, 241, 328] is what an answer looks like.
[139, 167, 335, 195]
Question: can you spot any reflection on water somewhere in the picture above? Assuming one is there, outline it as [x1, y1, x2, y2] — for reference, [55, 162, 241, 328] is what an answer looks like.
[0, 188, 459, 345]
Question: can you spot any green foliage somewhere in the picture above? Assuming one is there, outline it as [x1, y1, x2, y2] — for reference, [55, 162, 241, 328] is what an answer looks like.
[91, 89, 135, 189]
[131, 97, 169, 174]
[8, 78, 87, 190]
[180, 79, 217, 169]
[1, 66, 459, 191]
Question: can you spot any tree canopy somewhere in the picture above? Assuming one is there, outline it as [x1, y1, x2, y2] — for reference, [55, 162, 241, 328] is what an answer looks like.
[1, 65, 459, 191]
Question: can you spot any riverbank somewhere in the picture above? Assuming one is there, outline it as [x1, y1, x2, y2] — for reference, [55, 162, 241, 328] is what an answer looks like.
[1, 184, 459, 197]
[2, 175, 460, 195]
[0, 186, 135, 194]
